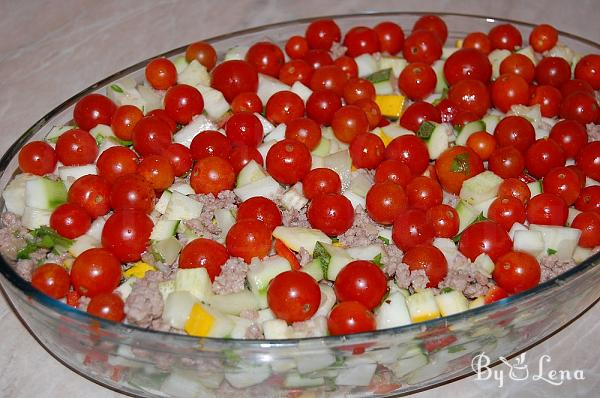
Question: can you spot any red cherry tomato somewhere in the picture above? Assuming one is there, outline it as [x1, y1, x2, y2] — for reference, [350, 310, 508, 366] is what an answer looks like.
[268, 271, 321, 322]
[145, 58, 177, 90]
[493, 115, 535, 153]
[403, 244, 448, 287]
[374, 159, 413, 187]
[535, 57, 571, 87]
[542, 166, 582, 205]
[306, 90, 342, 125]
[302, 168, 342, 200]
[525, 139, 566, 179]
[575, 186, 600, 213]
[458, 220, 512, 261]
[354, 98, 382, 129]
[179, 238, 229, 281]
[231, 92, 263, 114]
[488, 196, 527, 231]
[576, 141, 600, 181]
[87, 293, 125, 322]
[110, 173, 155, 213]
[305, 19, 342, 50]
[228, 144, 263, 173]
[185, 41, 217, 70]
[406, 176, 443, 211]
[343, 26, 381, 57]
[55, 129, 98, 166]
[447, 79, 491, 118]
[225, 220, 272, 263]
[392, 208, 434, 251]
[491, 73, 530, 113]
[574, 54, 600, 90]
[335, 260, 387, 309]
[436, 98, 461, 123]
[307, 193, 354, 236]
[147, 109, 177, 133]
[559, 79, 594, 98]
[191, 130, 233, 160]
[31, 263, 71, 299]
[493, 251, 540, 294]
[18, 141, 57, 176]
[466, 131, 496, 161]
[50, 203, 91, 239]
[138, 155, 175, 191]
[164, 84, 204, 125]
[237, 196, 282, 232]
[163, 143, 193, 176]
[529, 24, 558, 53]
[211, 60, 259, 102]
[497, 178, 531, 205]
[266, 139, 312, 185]
[444, 48, 492, 85]
[68, 175, 111, 218]
[279, 59, 314, 86]
[385, 134, 430, 176]
[399, 62, 437, 100]
[265, 90, 305, 125]
[111, 105, 143, 141]
[559, 91, 600, 125]
[403, 30, 442, 65]
[225, 112, 264, 148]
[399, 101, 441, 132]
[101, 210, 153, 262]
[246, 41, 284, 77]
[334, 56, 359, 79]
[500, 53, 535, 82]
[571, 211, 600, 248]
[374, 21, 405, 54]
[435, 146, 484, 194]
[285, 117, 321, 151]
[331, 105, 370, 143]
[70, 248, 121, 297]
[488, 23, 522, 51]
[285, 35, 309, 59]
[366, 182, 409, 225]
[132, 115, 173, 157]
[190, 156, 236, 195]
[463, 32, 492, 54]
[426, 204, 460, 238]
[526, 193, 568, 226]
[548, 119, 588, 159]
[310, 65, 348, 97]
[343, 78, 376, 104]
[529, 85, 562, 118]
[96, 146, 138, 184]
[488, 146, 526, 178]
[328, 301, 376, 336]
[303, 48, 334, 70]
[413, 15, 448, 44]
[73, 93, 117, 131]
[349, 133, 385, 169]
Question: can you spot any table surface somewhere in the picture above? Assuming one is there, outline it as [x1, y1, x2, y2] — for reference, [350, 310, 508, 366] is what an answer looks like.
[1, 1, 599, 397]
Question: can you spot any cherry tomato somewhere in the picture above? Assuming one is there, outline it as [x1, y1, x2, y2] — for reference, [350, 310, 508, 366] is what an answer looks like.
[374, 21, 404, 54]
[435, 146, 484, 194]
[307, 193, 354, 236]
[31, 263, 71, 299]
[526, 192, 568, 226]
[542, 166, 582, 205]
[559, 79, 594, 98]
[529, 24, 558, 53]
[385, 134, 430, 176]
[285, 117, 321, 151]
[354, 98, 382, 129]
[68, 175, 111, 218]
[403, 30, 442, 65]
[70, 248, 121, 297]
[399, 101, 441, 132]
[111, 105, 143, 141]
[403, 244, 448, 287]
[436, 98, 461, 123]
[574, 54, 600, 90]
[266, 139, 312, 185]
[179, 238, 229, 281]
[374, 159, 412, 187]
[426, 204, 460, 238]
[463, 32, 492, 54]
[265, 90, 305, 125]
[268, 271, 321, 322]
[145, 58, 177, 90]
[493, 251, 540, 294]
[413, 15, 448, 44]
[225, 219, 272, 263]
[164, 84, 204, 125]
[488, 196, 526, 231]
[567, 165, 587, 188]
[73, 93, 117, 131]
[407, 176, 443, 210]
[488, 24, 522, 51]
[571, 211, 600, 248]
[50, 203, 91, 239]
[399, 62, 437, 100]
[349, 133, 385, 169]
[246, 41, 285, 77]
[285, 35, 309, 59]
[392, 208, 434, 251]
[529, 85, 562, 117]
[466, 131, 496, 161]
[535, 57, 571, 87]
[55, 129, 98, 166]
[525, 139, 566, 179]
[190, 156, 236, 195]
[305, 19, 341, 50]
[231, 92, 263, 114]
[548, 119, 588, 159]
[331, 105, 369, 143]
[497, 178, 531, 205]
[163, 143, 193, 176]
[444, 48, 492, 85]
[491, 73, 530, 113]
[306, 90, 342, 125]
[138, 155, 175, 191]
[343, 78, 376, 104]
[228, 144, 263, 173]
[576, 141, 600, 181]
[366, 182, 408, 225]
[447, 79, 491, 118]
[225, 112, 264, 147]
[500, 53, 535, 82]
[458, 220, 512, 261]
[302, 168, 342, 200]
[211, 60, 259, 102]
[575, 186, 600, 213]
[344, 26, 381, 57]
[147, 109, 177, 133]
[87, 293, 125, 322]
[18, 141, 57, 176]
[559, 91, 600, 125]
[488, 146, 526, 178]
[110, 173, 156, 213]
[132, 115, 173, 157]
[279, 59, 314, 86]
[191, 130, 233, 160]
[335, 260, 387, 309]
[185, 41, 217, 70]
[303, 48, 334, 70]
[102, 210, 153, 262]
[493, 115, 535, 153]
[334, 55, 359, 79]
[237, 196, 282, 232]
[328, 301, 376, 336]
[311, 66, 349, 98]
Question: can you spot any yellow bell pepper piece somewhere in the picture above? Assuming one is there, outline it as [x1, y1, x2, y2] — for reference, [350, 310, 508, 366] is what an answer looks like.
[375, 95, 405, 119]
[123, 262, 156, 279]
[375, 129, 393, 147]
[184, 303, 215, 337]
[455, 38, 464, 48]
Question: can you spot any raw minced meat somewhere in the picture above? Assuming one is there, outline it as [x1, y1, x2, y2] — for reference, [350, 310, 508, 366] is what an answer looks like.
[438, 251, 492, 298]
[338, 205, 381, 247]
[212, 257, 248, 295]
[77, 295, 91, 312]
[140, 251, 174, 275]
[297, 247, 312, 266]
[291, 316, 328, 338]
[539, 254, 577, 282]
[184, 190, 238, 240]
[124, 271, 167, 328]
[0, 212, 29, 261]
[244, 323, 264, 339]
[587, 122, 600, 142]
[281, 207, 310, 228]
[14, 249, 47, 282]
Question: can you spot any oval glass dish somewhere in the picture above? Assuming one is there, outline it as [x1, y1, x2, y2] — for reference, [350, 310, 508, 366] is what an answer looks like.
[1, 12, 599, 398]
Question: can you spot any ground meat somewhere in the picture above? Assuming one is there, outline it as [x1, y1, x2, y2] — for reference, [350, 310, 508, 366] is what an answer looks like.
[212, 257, 248, 295]
[539, 254, 577, 282]
[297, 247, 312, 266]
[124, 271, 166, 328]
[338, 206, 381, 246]
[0, 212, 29, 261]
[410, 269, 430, 290]
[13, 248, 47, 282]
[381, 244, 403, 274]
[239, 309, 259, 321]
[140, 251, 173, 275]
[77, 296, 91, 312]
[281, 207, 310, 228]
[443, 191, 460, 207]
[291, 316, 328, 338]
[439, 268, 491, 298]
[185, 190, 238, 240]
[587, 123, 600, 142]
[244, 323, 264, 339]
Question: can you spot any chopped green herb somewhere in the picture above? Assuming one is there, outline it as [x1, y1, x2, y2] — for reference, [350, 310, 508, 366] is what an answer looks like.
[372, 253, 383, 268]
[450, 152, 471, 174]
[331, 237, 340, 244]
[441, 287, 454, 293]
[108, 136, 133, 146]
[95, 134, 105, 146]
[448, 344, 465, 353]
[223, 349, 241, 367]
[365, 68, 392, 84]
[547, 248, 557, 256]
[110, 84, 124, 93]
[17, 226, 73, 260]
[378, 236, 390, 245]
[417, 121, 436, 140]
[313, 242, 331, 277]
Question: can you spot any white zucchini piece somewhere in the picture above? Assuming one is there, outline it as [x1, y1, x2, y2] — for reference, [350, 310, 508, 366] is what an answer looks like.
[528, 180, 543, 197]
[24, 177, 67, 211]
[45, 125, 74, 143]
[263, 319, 291, 339]
[375, 291, 411, 329]
[107, 81, 146, 110]
[378, 56, 407, 78]
[455, 120, 486, 146]
[114, 277, 136, 301]
[406, 289, 441, 323]
[355, 53, 379, 77]
[178, 60, 210, 87]
[418, 121, 450, 159]
[86, 216, 106, 242]
[173, 115, 218, 147]
[469, 296, 486, 309]
[236, 160, 266, 187]
[482, 114, 500, 134]
[172, 55, 188, 73]
[169, 183, 194, 195]
[344, 189, 366, 208]
[284, 373, 325, 388]
[161, 369, 216, 398]
[296, 349, 336, 374]
[472, 196, 496, 217]
[257, 73, 291, 104]
[455, 200, 480, 233]
[349, 171, 374, 198]
[381, 123, 414, 140]
[137, 84, 163, 113]
[280, 183, 308, 210]
[516, 46, 537, 65]
[311, 137, 331, 157]
[257, 139, 276, 160]
[225, 364, 271, 389]
[163, 191, 203, 221]
[335, 363, 377, 386]
[208, 290, 260, 315]
[291, 81, 312, 102]
[513, 229, 545, 257]
[374, 80, 394, 95]
[233, 176, 281, 202]
[89, 124, 115, 141]
[272, 226, 331, 253]
[301, 259, 324, 281]
[253, 112, 274, 135]
[67, 234, 99, 257]
[2, 173, 37, 216]
[314, 283, 336, 317]
[567, 207, 582, 227]
[224, 45, 248, 61]
[323, 150, 352, 190]
[435, 289, 468, 316]
[459, 171, 503, 205]
[529, 224, 581, 260]
[313, 242, 354, 281]
[573, 246, 594, 264]
[57, 165, 98, 189]
[508, 222, 528, 241]
[195, 85, 229, 119]
[154, 190, 172, 215]
[488, 49, 511, 79]
[432, 59, 447, 94]
[247, 255, 291, 298]
[228, 315, 253, 339]
[391, 348, 428, 378]
[214, 208, 235, 240]
[442, 46, 459, 59]
[158, 279, 176, 302]
[150, 219, 179, 241]
[266, 122, 286, 141]
[346, 244, 383, 261]
[473, 253, 495, 277]
[174, 267, 213, 302]
[152, 236, 182, 265]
